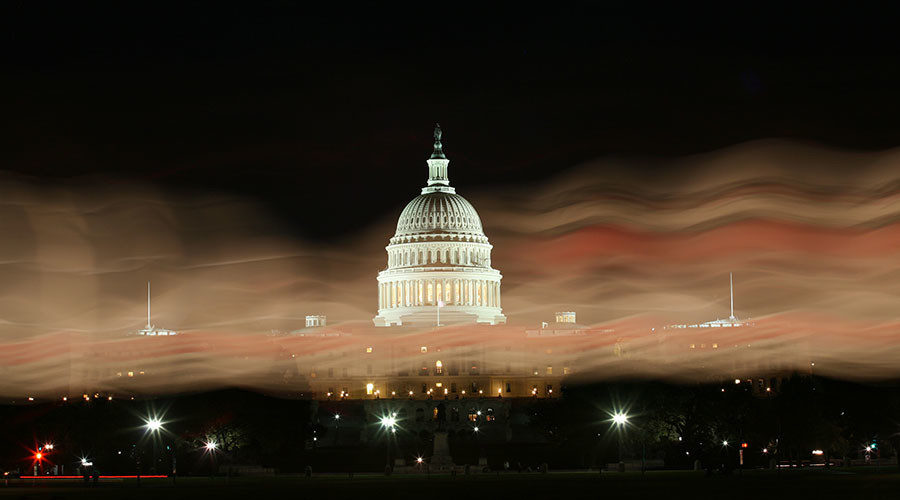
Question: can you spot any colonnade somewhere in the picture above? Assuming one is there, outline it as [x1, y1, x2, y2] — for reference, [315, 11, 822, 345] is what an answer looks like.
[379, 278, 501, 309]
[388, 245, 489, 267]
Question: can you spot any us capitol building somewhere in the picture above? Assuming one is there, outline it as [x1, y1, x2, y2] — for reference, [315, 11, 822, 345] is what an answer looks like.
[373, 124, 506, 327]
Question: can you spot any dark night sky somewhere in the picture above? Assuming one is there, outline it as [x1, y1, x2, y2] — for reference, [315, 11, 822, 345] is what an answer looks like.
[4, 2, 900, 239]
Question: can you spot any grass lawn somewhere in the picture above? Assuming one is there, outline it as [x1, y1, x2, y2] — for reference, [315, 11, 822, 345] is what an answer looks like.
[2, 469, 899, 499]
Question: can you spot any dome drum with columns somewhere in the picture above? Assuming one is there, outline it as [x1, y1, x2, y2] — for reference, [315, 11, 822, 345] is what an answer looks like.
[374, 125, 506, 327]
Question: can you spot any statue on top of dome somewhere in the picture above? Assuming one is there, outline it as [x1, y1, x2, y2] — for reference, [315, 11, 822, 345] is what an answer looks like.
[431, 122, 446, 159]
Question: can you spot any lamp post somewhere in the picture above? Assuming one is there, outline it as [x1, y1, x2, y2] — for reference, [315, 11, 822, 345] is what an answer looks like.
[380, 414, 398, 474]
[611, 412, 628, 472]
[334, 413, 341, 446]
[144, 416, 163, 476]
[144, 415, 175, 481]
[204, 441, 217, 478]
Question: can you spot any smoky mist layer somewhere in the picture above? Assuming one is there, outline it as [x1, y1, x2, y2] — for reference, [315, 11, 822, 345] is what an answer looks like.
[2, 141, 900, 396]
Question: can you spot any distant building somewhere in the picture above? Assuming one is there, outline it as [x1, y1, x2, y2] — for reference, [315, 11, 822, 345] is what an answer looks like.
[134, 282, 177, 336]
[555, 311, 576, 324]
[305, 315, 327, 328]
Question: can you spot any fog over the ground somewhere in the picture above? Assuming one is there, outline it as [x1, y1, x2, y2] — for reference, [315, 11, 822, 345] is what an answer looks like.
[2, 140, 900, 396]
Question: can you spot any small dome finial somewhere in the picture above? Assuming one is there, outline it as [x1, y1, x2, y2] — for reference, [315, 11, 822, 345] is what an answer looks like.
[430, 122, 446, 159]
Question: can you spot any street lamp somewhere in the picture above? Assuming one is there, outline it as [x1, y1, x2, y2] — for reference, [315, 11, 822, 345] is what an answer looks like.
[610, 411, 629, 471]
[380, 413, 398, 474]
[145, 417, 163, 433]
[143, 415, 175, 479]
[380, 414, 397, 433]
[203, 441, 218, 478]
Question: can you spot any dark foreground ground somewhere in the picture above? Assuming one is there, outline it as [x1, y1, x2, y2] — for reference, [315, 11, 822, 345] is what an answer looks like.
[2, 469, 899, 500]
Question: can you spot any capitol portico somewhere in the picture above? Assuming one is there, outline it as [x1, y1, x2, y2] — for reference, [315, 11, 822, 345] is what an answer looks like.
[374, 124, 506, 327]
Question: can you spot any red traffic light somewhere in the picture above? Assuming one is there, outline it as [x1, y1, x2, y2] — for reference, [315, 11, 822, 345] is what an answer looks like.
[740, 442, 748, 448]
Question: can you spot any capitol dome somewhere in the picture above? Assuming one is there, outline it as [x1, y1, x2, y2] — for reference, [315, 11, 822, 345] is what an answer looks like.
[393, 191, 486, 241]
[373, 124, 506, 327]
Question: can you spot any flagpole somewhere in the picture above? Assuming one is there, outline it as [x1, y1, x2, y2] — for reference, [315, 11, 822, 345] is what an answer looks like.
[730, 272, 734, 319]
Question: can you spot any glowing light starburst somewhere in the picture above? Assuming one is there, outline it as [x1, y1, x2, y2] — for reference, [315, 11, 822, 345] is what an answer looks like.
[144, 416, 164, 433]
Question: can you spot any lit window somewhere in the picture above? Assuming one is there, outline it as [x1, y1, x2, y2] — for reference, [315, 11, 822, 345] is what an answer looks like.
[712, 343, 718, 349]
[435, 360, 443, 375]
[421, 346, 428, 353]
[366, 383, 374, 395]
[366, 346, 373, 353]
[127, 371, 134, 377]
[435, 382, 442, 388]
[546, 366, 553, 375]
[690, 344, 696, 349]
